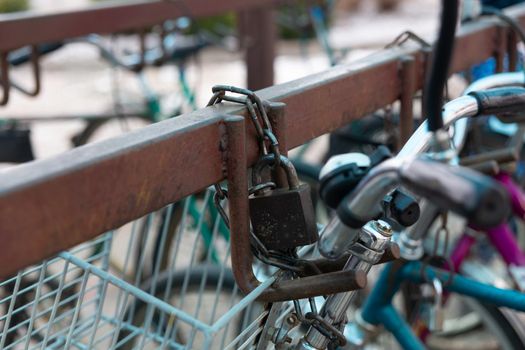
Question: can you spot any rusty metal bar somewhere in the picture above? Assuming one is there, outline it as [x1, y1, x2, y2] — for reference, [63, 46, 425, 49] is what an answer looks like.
[267, 101, 289, 188]
[0, 52, 9, 105]
[268, 270, 366, 302]
[0, 0, 281, 96]
[310, 242, 401, 274]
[1, 5, 525, 278]
[238, 5, 276, 89]
[10, 45, 42, 97]
[0, 0, 280, 51]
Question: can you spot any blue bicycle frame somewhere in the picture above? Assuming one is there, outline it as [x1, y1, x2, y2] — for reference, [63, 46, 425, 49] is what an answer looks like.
[360, 260, 525, 350]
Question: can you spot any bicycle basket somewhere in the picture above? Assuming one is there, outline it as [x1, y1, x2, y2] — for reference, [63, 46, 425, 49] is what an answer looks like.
[0, 188, 273, 350]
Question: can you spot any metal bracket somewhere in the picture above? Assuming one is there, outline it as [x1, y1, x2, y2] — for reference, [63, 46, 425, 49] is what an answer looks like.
[10, 45, 42, 97]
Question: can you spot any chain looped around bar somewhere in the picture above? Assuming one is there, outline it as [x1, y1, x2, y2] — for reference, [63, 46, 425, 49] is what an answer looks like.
[208, 85, 349, 346]
[207, 85, 281, 166]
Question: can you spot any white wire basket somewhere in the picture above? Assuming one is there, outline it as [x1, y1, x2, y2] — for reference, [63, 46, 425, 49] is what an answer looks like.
[0, 189, 274, 350]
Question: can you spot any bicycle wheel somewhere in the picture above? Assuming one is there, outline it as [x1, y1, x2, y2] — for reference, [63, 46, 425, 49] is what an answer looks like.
[349, 291, 525, 350]
[420, 296, 525, 350]
[254, 263, 525, 350]
[394, 223, 525, 349]
[116, 265, 264, 350]
[358, 247, 525, 349]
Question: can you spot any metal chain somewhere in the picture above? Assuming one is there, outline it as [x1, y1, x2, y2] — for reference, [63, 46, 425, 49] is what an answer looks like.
[207, 85, 313, 274]
[385, 31, 452, 104]
[207, 86, 340, 346]
[207, 85, 281, 165]
[385, 30, 431, 49]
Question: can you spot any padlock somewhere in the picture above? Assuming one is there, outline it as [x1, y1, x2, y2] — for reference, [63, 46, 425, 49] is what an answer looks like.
[420, 278, 444, 332]
[249, 154, 318, 251]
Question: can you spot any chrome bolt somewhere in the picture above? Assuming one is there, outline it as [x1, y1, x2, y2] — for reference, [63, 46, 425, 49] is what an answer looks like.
[373, 220, 393, 237]
[286, 315, 297, 325]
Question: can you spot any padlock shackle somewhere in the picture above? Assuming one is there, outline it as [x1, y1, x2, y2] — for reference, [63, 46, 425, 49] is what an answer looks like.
[251, 154, 300, 190]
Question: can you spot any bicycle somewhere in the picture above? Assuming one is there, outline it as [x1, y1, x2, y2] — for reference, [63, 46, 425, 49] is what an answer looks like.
[0, 28, 210, 163]
[255, 1, 525, 348]
[7, 2, 525, 350]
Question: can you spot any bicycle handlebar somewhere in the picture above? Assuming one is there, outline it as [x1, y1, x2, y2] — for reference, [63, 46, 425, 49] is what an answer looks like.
[468, 87, 525, 121]
[335, 156, 509, 229]
[8, 31, 212, 74]
[319, 82, 525, 258]
[399, 86, 525, 157]
[399, 157, 509, 228]
[75, 34, 210, 72]
[319, 86, 525, 259]
[319, 156, 509, 259]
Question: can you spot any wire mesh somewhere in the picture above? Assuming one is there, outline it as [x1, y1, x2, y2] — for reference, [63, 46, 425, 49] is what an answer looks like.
[0, 188, 273, 350]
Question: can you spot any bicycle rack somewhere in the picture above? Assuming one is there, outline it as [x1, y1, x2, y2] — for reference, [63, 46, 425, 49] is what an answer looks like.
[0, 52, 9, 105]
[0, 45, 42, 106]
[1, 4, 525, 348]
[0, 1, 525, 284]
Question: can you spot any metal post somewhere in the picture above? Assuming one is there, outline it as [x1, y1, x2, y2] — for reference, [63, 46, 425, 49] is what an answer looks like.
[398, 56, 416, 149]
[238, 5, 276, 89]
[508, 30, 518, 71]
[495, 26, 508, 73]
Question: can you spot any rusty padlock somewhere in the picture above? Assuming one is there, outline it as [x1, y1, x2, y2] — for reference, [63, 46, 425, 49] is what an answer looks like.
[249, 154, 318, 251]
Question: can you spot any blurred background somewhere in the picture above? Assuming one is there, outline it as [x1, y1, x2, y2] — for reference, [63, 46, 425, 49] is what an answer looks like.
[3, 3, 525, 350]
[0, 0, 439, 163]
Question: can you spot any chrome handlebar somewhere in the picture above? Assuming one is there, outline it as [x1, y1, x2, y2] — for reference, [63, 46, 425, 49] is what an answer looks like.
[400, 72, 525, 158]
[319, 75, 525, 259]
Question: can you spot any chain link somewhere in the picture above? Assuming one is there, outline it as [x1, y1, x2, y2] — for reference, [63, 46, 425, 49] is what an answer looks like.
[207, 85, 281, 164]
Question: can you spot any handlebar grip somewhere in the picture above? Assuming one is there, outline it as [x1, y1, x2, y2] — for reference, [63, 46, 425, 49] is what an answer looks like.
[399, 158, 509, 229]
[468, 87, 525, 121]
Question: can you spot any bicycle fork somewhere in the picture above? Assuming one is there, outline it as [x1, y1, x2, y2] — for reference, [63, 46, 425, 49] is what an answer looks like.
[295, 220, 394, 350]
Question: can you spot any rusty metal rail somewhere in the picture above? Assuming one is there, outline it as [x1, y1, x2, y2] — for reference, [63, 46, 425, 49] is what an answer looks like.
[0, 0, 277, 51]
[0, 0, 282, 103]
[0, 4, 525, 281]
